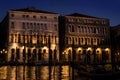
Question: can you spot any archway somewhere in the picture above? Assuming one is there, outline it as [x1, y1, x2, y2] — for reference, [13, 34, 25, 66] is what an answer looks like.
[77, 48, 83, 62]
[86, 47, 92, 64]
[96, 48, 102, 63]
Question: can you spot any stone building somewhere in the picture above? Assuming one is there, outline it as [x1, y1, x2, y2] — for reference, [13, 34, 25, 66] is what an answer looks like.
[59, 13, 111, 63]
[0, 7, 60, 63]
[111, 25, 120, 62]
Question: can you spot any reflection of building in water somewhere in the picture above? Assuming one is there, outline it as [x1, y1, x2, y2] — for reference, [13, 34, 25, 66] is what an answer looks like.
[59, 13, 111, 63]
[0, 6, 60, 62]
[0, 66, 7, 79]
[1, 66, 73, 80]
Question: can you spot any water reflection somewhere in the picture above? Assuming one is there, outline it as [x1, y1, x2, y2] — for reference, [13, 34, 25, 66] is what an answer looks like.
[0, 65, 87, 80]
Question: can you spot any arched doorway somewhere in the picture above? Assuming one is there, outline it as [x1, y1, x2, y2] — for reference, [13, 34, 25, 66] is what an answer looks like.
[76, 48, 83, 62]
[86, 48, 92, 64]
[42, 46, 49, 62]
[102, 48, 111, 63]
[96, 48, 102, 63]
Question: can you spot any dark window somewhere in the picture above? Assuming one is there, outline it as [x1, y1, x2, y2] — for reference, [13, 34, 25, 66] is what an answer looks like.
[33, 15, 36, 19]
[11, 49, 15, 53]
[54, 24, 58, 31]
[22, 22, 25, 29]
[11, 22, 14, 28]
[22, 15, 25, 18]
[18, 34, 21, 43]
[72, 26, 74, 32]
[16, 49, 20, 59]
[11, 14, 14, 17]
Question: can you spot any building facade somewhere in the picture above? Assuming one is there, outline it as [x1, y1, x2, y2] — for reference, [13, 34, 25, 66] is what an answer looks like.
[0, 7, 60, 63]
[0, 7, 112, 64]
[111, 25, 120, 62]
[59, 13, 111, 64]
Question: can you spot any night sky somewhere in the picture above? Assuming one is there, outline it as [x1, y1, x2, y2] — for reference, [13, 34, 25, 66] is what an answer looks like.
[0, 0, 120, 26]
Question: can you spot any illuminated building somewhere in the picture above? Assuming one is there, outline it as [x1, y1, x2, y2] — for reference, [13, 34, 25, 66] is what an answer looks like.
[0, 7, 60, 63]
[59, 13, 111, 63]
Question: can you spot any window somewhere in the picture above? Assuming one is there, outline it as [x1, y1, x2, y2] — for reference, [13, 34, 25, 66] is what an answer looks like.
[54, 24, 58, 31]
[18, 34, 21, 43]
[40, 16, 43, 19]
[81, 38, 84, 44]
[37, 23, 40, 29]
[22, 15, 29, 18]
[78, 38, 80, 44]
[11, 14, 14, 17]
[27, 23, 29, 29]
[11, 22, 14, 28]
[26, 15, 29, 18]
[71, 26, 74, 32]
[11, 34, 13, 43]
[77, 26, 81, 32]
[44, 24, 47, 30]
[22, 15, 25, 18]
[41, 23, 43, 30]
[33, 15, 36, 19]
[22, 22, 25, 29]
[30, 23, 33, 29]
[16, 49, 20, 59]
[54, 17, 57, 21]
[66, 37, 68, 44]
[44, 16, 47, 19]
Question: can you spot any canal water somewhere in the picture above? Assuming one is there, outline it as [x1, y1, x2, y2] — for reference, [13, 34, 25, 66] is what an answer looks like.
[0, 65, 89, 80]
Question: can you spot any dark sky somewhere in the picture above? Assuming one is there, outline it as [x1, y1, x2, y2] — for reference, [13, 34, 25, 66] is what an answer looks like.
[0, 0, 120, 26]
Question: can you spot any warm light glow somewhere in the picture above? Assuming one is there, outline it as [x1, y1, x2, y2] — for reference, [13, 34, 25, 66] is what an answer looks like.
[77, 47, 83, 54]
[33, 39, 37, 44]
[77, 48, 82, 51]
[96, 48, 101, 54]
[67, 47, 72, 51]
[51, 44, 56, 50]
[12, 43, 17, 48]
[5, 51, 7, 54]
[42, 46, 48, 50]
[22, 46, 24, 49]
[3, 49, 5, 51]
[105, 48, 109, 51]
[118, 52, 120, 55]
[87, 47, 92, 51]
[32, 46, 36, 50]
[42, 46, 49, 53]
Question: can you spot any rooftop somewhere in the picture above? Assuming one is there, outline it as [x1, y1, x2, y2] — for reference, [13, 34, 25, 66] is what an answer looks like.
[66, 13, 101, 18]
[10, 6, 58, 14]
